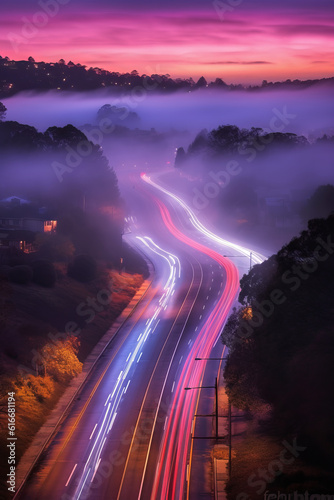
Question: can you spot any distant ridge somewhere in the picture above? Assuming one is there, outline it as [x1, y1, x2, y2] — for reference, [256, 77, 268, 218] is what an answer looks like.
[0, 55, 333, 98]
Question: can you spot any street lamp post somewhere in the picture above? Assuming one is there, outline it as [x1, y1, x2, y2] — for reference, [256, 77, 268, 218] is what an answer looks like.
[223, 251, 253, 272]
[185, 379, 219, 440]
[194, 356, 232, 477]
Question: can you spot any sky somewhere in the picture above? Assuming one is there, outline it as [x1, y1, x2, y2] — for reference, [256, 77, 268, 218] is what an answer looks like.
[1, 0, 334, 83]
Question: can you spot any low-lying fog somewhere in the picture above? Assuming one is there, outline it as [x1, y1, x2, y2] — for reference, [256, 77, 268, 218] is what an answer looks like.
[1, 85, 334, 255]
[3, 86, 334, 138]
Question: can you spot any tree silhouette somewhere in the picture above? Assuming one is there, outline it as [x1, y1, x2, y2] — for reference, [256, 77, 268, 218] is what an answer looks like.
[0, 102, 6, 121]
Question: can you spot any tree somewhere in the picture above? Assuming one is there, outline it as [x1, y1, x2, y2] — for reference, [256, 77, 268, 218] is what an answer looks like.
[187, 129, 208, 155]
[174, 147, 186, 168]
[223, 214, 334, 457]
[0, 102, 7, 121]
[208, 125, 245, 152]
[40, 336, 82, 383]
[302, 184, 334, 221]
[35, 233, 75, 262]
[195, 76, 207, 88]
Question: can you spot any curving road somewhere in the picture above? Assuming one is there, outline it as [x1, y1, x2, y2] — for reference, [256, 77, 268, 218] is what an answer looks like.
[15, 172, 265, 500]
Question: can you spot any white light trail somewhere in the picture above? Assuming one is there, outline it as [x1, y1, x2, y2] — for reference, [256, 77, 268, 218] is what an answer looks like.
[142, 174, 266, 266]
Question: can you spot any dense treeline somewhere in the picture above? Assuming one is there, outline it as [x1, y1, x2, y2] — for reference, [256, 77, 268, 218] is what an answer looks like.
[222, 214, 334, 461]
[175, 124, 334, 167]
[1, 55, 334, 98]
[0, 119, 123, 263]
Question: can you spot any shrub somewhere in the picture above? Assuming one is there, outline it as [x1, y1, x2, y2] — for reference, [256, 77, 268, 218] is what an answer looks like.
[40, 336, 82, 383]
[32, 259, 56, 287]
[68, 254, 97, 282]
[35, 233, 75, 262]
[9, 265, 33, 285]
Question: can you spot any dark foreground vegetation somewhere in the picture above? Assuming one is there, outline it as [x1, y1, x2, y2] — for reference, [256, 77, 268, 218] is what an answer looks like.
[0, 112, 149, 498]
[222, 215, 334, 497]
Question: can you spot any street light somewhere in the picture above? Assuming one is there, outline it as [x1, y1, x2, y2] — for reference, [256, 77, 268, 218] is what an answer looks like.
[195, 357, 228, 361]
[223, 251, 253, 272]
[194, 357, 232, 478]
[185, 378, 219, 440]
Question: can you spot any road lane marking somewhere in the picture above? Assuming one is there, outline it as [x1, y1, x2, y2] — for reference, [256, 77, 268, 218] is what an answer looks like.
[152, 319, 160, 333]
[137, 352, 143, 363]
[117, 261, 203, 500]
[77, 467, 91, 498]
[179, 355, 183, 365]
[171, 381, 175, 393]
[104, 394, 110, 406]
[65, 463, 77, 487]
[57, 279, 160, 460]
[89, 424, 98, 440]
[124, 380, 131, 393]
[108, 412, 117, 433]
[91, 458, 101, 483]
[126, 352, 132, 362]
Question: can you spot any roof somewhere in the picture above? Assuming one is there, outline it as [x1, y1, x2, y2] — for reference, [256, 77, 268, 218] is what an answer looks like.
[0, 196, 31, 205]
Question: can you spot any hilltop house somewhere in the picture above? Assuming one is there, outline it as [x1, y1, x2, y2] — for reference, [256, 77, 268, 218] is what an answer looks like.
[0, 197, 57, 254]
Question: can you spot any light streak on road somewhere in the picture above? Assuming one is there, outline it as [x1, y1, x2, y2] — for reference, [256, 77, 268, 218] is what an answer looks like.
[70, 236, 181, 499]
[145, 197, 240, 500]
[134, 179, 266, 500]
[141, 173, 266, 265]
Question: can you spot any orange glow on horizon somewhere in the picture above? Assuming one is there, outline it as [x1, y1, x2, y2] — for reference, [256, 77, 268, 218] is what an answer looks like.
[1, 9, 333, 84]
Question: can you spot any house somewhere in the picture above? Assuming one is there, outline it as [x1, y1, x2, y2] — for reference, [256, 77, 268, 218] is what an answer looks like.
[0, 218, 57, 233]
[0, 197, 57, 254]
[0, 229, 36, 253]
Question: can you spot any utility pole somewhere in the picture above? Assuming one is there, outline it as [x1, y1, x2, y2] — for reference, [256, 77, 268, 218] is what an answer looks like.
[185, 384, 219, 440]
[223, 252, 253, 272]
[215, 377, 218, 440]
[228, 398, 232, 478]
[195, 357, 233, 477]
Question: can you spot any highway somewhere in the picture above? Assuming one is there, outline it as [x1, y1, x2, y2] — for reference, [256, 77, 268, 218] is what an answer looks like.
[15, 171, 265, 500]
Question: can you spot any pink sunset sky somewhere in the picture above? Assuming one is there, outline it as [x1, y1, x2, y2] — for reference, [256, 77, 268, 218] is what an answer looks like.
[1, 3, 334, 84]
